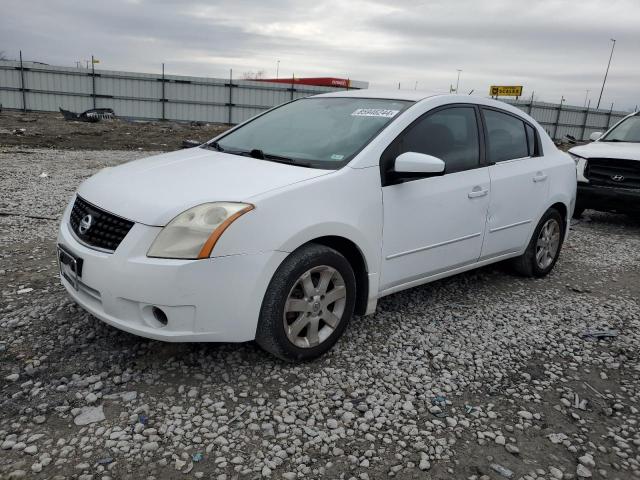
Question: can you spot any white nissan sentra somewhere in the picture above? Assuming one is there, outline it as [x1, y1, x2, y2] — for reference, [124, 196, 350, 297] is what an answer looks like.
[58, 91, 576, 360]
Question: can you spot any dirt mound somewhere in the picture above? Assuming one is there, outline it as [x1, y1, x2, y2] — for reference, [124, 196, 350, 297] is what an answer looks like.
[0, 110, 230, 151]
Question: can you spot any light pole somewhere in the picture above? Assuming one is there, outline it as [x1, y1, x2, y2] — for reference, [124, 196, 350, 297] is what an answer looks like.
[596, 38, 616, 109]
[455, 69, 462, 94]
[583, 89, 590, 107]
[276, 60, 280, 79]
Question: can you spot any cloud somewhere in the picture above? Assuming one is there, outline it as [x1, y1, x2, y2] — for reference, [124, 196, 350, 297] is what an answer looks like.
[1, 0, 638, 109]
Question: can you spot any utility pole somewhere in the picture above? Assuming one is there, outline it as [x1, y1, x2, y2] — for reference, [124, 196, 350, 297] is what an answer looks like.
[229, 69, 233, 124]
[19, 50, 26, 112]
[161, 63, 166, 121]
[91, 55, 96, 108]
[597, 38, 616, 109]
[455, 69, 462, 94]
[528, 91, 535, 114]
[583, 89, 590, 107]
[553, 96, 565, 140]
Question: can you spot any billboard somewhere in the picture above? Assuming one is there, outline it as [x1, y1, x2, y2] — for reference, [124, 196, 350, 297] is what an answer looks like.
[489, 86, 523, 97]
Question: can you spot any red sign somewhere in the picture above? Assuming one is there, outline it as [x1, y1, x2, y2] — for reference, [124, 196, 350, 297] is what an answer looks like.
[256, 77, 351, 88]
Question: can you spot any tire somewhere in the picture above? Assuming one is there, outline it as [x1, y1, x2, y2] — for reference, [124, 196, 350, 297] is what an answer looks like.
[256, 243, 356, 361]
[512, 208, 565, 278]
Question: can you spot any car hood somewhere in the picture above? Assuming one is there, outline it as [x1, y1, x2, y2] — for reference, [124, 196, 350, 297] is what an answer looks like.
[570, 141, 640, 161]
[77, 148, 331, 225]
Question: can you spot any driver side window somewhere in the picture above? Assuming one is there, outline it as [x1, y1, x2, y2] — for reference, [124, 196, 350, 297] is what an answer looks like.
[397, 106, 481, 174]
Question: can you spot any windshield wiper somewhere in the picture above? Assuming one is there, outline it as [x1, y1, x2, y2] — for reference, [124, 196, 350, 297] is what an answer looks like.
[203, 144, 313, 167]
[247, 149, 312, 167]
[202, 141, 224, 151]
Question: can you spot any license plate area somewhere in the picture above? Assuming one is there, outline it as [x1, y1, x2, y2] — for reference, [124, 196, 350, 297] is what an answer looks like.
[57, 244, 83, 290]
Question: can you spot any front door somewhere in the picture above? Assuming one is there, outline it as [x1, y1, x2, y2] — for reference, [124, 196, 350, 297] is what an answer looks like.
[380, 105, 490, 292]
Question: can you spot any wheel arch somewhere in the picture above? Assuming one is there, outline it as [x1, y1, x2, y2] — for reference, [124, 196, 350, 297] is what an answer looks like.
[548, 201, 570, 240]
[549, 201, 568, 223]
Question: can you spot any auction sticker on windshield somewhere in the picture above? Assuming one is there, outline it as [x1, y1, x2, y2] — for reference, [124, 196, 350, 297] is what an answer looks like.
[351, 109, 399, 118]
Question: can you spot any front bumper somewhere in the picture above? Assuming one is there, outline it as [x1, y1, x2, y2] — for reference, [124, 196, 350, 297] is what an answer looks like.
[57, 205, 287, 342]
[577, 183, 640, 213]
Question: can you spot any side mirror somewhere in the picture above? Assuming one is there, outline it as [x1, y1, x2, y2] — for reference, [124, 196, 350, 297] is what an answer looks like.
[394, 152, 445, 174]
[589, 131, 603, 142]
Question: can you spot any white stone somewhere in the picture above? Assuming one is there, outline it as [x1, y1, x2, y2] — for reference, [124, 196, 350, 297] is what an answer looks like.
[74, 406, 106, 426]
[576, 464, 592, 478]
[517, 411, 533, 420]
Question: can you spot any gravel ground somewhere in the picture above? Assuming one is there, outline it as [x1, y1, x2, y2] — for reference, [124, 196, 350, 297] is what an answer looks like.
[1, 148, 639, 480]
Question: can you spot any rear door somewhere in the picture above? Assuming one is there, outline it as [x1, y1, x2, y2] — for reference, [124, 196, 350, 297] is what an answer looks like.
[479, 108, 550, 260]
[380, 105, 490, 292]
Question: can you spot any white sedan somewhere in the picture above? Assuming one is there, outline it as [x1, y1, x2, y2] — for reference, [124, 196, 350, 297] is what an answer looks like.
[57, 91, 576, 360]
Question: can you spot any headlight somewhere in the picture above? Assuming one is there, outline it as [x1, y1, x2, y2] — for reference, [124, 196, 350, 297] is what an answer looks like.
[570, 153, 589, 183]
[147, 202, 254, 259]
[568, 152, 584, 164]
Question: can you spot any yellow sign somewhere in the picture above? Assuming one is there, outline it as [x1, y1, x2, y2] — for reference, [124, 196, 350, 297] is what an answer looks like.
[489, 85, 523, 97]
[92, 59, 100, 64]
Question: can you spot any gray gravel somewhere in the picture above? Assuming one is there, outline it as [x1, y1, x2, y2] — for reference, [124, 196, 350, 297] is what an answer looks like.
[1, 147, 639, 480]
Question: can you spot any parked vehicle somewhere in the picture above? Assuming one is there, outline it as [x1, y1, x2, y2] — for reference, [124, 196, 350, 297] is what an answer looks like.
[57, 91, 576, 361]
[569, 111, 640, 217]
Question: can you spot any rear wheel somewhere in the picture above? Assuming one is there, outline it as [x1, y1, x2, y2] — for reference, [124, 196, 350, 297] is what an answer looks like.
[512, 208, 565, 277]
[256, 244, 356, 361]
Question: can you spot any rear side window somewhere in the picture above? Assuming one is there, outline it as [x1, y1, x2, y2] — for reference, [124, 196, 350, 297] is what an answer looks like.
[483, 109, 529, 162]
[399, 107, 480, 174]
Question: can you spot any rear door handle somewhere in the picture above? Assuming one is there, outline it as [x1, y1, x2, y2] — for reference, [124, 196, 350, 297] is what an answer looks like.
[468, 187, 489, 199]
[533, 173, 548, 183]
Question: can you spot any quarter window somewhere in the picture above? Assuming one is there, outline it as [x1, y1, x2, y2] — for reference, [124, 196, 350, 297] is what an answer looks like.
[525, 124, 536, 156]
[398, 107, 480, 174]
[484, 109, 529, 162]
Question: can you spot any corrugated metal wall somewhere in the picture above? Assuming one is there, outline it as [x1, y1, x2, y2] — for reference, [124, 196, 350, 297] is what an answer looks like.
[0, 60, 634, 139]
[504, 99, 630, 141]
[0, 61, 344, 125]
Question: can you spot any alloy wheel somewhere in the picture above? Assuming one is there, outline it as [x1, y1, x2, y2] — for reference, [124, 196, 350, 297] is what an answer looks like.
[535, 218, 561, 269]
[283, 265, 347, 348]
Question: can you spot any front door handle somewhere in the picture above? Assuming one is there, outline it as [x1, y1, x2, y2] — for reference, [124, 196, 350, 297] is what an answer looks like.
[533, 172, 548, 183]
[468, 187, 489, 199]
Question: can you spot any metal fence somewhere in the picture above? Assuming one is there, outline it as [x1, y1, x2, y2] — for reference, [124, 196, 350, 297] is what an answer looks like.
[0, 60, 346, 125]
[0, 60, 634, 140]
[503, 98, 631, 141]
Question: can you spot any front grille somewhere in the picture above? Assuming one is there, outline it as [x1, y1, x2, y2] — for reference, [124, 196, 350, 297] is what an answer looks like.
[586, 158, 640, 190]
[69, 196, 134, 252]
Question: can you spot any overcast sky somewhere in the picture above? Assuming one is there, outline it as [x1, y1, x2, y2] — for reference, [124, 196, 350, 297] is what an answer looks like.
[1, 0, 639, 110]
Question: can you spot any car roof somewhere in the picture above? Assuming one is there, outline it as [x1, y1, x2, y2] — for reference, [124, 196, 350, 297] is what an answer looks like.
[311, 90, 527, 115]
[312, 89, 446, 102]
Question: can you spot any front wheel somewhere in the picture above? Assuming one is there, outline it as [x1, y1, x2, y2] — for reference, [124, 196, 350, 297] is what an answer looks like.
[512, 208, 565, 277]
[256, 244, 356, 361]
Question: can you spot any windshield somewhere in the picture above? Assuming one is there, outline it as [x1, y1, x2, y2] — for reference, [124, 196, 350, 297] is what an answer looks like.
[208, 97, 413, 169]
[601, 114, 640, 143]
